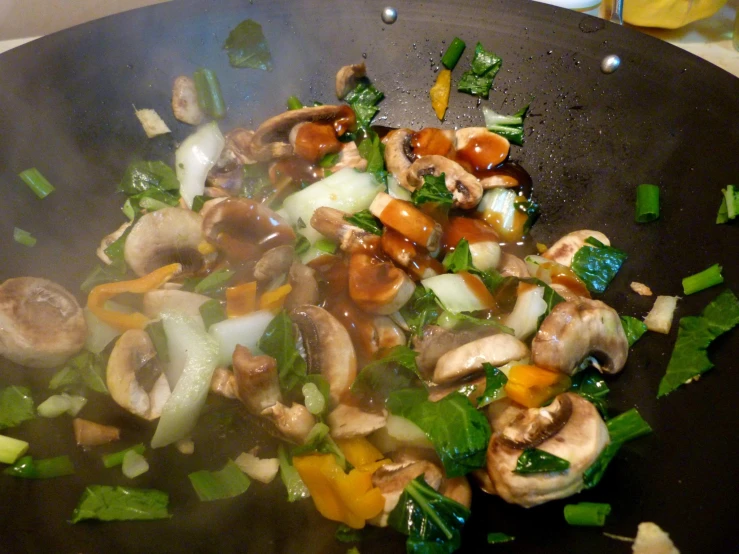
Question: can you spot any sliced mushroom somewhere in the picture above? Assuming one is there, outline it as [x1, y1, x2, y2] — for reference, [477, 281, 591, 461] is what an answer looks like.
[543, 230, 610, 268]
[260, 402, 315, 444]
[406, 155, 483, 209]
[369, 460, 444, 527]
[433, 334, 529, 385]
[369, 192, 442, 251]
[231, 345, 282, 414]
[0, 277, 87, 369]
[427, 374, 487, 403]
[96, 221, 131, 265]
[284, 262, 320, 310]
[381, 228, 444, 281]
[210, 367, 238, 399]
[334, 141, 368, 172]
[249, 105, 351, 161]
[336, 62, 366, 99]
[310, 206, 380, 254]
[253, 245, 295, 282]
[171, 75, 204, 125]
[124, 207, 205, 277]
[413, 325, 500, 379]
[496, 395, 573, 449]
[201, 197, 295, 261]
[73, 418, 121, 446]
[106, 329, 171, 420]
[348, 253, 415, 315]
[455, 127, 510, 187]
[486, 393, 609, 507]
[498, 252, 530, 278]
[288, 121, 343, 163]
[290, 305, 357, 406]
[382, 129, 414, 190]
[142, 289, 211, 318]
[531, 298, 628, 375]
[327, 403, 388, 438]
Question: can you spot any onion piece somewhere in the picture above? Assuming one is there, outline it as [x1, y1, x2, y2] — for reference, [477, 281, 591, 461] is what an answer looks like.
[208, 310, 275, 367]
[505, 285, 547, 340]
[175, 122, 226, 208]
[83, 308, 121, 354]
[234, 452, 280, 484]
[644, 296, 679, 334]
[122, 450, 150, 478]
[421, 273, 493, 313]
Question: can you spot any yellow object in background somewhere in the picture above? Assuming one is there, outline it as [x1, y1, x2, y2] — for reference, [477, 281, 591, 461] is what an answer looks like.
[624, 0, 727, 29]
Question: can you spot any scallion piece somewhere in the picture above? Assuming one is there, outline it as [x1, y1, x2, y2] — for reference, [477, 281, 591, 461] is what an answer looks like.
[0, 434, 29, 464]
[564, 502, 612, 526]
[13, 227, 37, 247]
[193, 68, 226, 119]
[487, 532, 515, 544]
[286, 95, 304, 110]
[635, 184, 660, 223]
[102, 443, 146, 469]
[3, 455, 75, 479]
[682, 263, 723, 295]
[194, 268, 234, 294]
[441, 37, 466, 70]
[19, 168, 55, 199]
[188, 460, 251, 501]
[314, 238, 337, 254]
[722, 184, 736, 220]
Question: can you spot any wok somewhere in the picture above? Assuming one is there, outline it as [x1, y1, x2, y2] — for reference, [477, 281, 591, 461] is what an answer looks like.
[0, 0, 737, 552]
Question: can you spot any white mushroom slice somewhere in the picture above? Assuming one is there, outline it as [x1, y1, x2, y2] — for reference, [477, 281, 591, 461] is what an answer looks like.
[486, 393, 609, 508]
[632, 522, 681, 554]
[106, 329, 171, 420]
[171, 75, 205, 125]
[253, 245, 295, 282]
[234, 452, 280, 484]
[433, 334, 529, 385]
[382, 128, 414, 190]
[261, 402, 315, 444]
[372, 316, 406, 351]
[542, 230, 610, 268]
[335, 62, 366, 99]
[231, 345, 282, 414]
[369, 461, 444, 527]
[96, 221, 131, 265]
[143, 289, 211, 319]
[310, 206, 379, 253]
[348, 253, 415, 315]
[124, 207, 205, 276]
[498, 252, 530, 278]
[284, 262, 320, 310]
[406, 155, 483, 209]
[532, 298, 629, 375]
[0, 277, 87, 369]
[334, 141, 368, 172]
[327, 404, 388, 438]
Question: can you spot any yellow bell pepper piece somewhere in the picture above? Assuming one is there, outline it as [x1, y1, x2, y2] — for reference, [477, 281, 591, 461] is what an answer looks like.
[293, 453, 386, 529]
[430, 69, 451, 121]
[258, 283, 293, 313]
[334, 436, 384, 469]
[504, 364, 571, 408]
[225, 281, 257, 318]
[87, 263, 181, 331]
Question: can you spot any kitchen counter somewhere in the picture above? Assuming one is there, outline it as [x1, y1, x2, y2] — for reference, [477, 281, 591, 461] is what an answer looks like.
[0, 0, 737, 77]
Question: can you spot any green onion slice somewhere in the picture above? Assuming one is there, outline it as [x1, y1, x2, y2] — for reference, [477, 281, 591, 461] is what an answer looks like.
[13, 227, 37, 247]
[286, 95, 304, 110]
[564, 502, 612, 526]
[635, 184, 660, 223]
[193, 68, 226, 119]
[682, 263, 724, 295]
[441, 37, 466, 70]
[19, 168, 55, 199]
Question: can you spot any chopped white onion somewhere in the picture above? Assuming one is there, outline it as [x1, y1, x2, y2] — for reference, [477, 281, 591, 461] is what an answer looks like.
[505, 285, 547, 340]
[384, 414, 433, 448]
[208, 310, 275, 367]
[37, 393, 87, 418]
[477, 188, 517, 234]
[234, 452, 280, 484]
[421, 273, 491, 313]
[469, 241, 501, 271]
[83, 308, 120, 354]
[644, 296, 679, 334]
[175, 121, 225, 208]
[122, 449, 150, 478]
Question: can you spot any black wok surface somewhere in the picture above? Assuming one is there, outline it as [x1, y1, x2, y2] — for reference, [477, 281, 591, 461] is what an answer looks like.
[0, 1, 737, 552]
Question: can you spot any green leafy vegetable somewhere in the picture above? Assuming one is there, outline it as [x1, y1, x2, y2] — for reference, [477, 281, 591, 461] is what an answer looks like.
[189, 460, 251, 501]
[635, 184, 660, 223]
[199, 299, 227, 330]
[258, 310, 308, 394]
[514, 448, 570, 474]
[102, 443, 146, 469]
[515, 197, 540, 231]
[442, 238, 473, 273]
[345, 81, 384, 130]
[193, 268, 235, 294]
[286, 95, 303, 110]
[49, 350, 108, 394]
[716, 184, 738, 224]
[241, 162, 275, 201]
[0, 386, 35, 430]
[79, 262, 129, 294]
[487, 532, 515, 544]
[571, 237, 627, 294]
[658, 289, 739, 397]
[351, 346, 421, 405]
[620, 315, 648, 347]
[193, 67, 226, 119]
[412, 173, 453, 207]
[0, 434, 29, 464]
[564, 502, 611, 526]
[294, 233, 310, 255]
[223, 19, 273, 70]
[117, 160, 180, 217]
[357, 129, 387, 184]
[13, 227, 37, 247]
[436, 311, 514, 335]
[477, 363, 508, 408]
[318, 152, 340, 168]
[483, 104, 530, 146]
[387, 389, 491, 477]
[388, 476, 470, 554]
[291, 423, 346, 469]
[457, 42, 502, 99]
[277, 444, 310, 502]
[682, 263, 724, 295]
[399, 286, 442, 339]
[19, 167, 55, 198]
[3, 455, 74, 479]
[315, 238, 337, 254]
[570, 369, 610, 416]
[102, 219, 135, 266]
[344, 209, 383, 236]
[441, 37, 466, 70]
[71, 485, 170, 523]
[145, 320, 170, 363]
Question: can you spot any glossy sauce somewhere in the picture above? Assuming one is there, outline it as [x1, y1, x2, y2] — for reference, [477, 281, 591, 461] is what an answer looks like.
[459, 271, 497, 310]
[379, 198, 438, 248]
[332, 105, 357, 136]
[442, 217, 499, 253]
[539, 261, 591, 298]
[293, 122, 343, 163]
[348, 253, 406, 310]
[269, 158, 323, 185]
[381, 229, 444, 281]
[455, 132, 510, 178]
[410, 128, 454, 158]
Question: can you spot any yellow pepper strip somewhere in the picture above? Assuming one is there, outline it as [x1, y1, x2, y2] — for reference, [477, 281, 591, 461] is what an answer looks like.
[293, 453, 386, 529]
[430, 68, 452, 121]
[258, 283, 293, 313]
[504, 364, 572, 408]
[197, 240, 217, 256]
[225, 281, 257, 318]
[87, 263, 181, 332]
[335, 436, 384, 469]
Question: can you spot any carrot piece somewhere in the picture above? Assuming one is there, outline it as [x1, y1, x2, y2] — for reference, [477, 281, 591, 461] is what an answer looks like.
[226, 281, 258, 318]
[504, 364, 571, 408]
[258, 284, 293, 312]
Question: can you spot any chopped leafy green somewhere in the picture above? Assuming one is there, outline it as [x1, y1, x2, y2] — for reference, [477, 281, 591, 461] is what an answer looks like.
[191, 195, 210, 213]
[483, 104, 530, 146]
[4, 455, 74, 479]
[277, 444, 310, 502]
[344, 209, 383, 236]
[470, 42, 502, 76]
[223, 19, 272, 70]
[716, 184, 738, 224]
[189, 460, 251, 501]
[193, 67, 226, 119]
[571, 237, 627, 294]
[145, 320, 169, 363]
[345, 82, 384, 130]
[514, 448, 570, 474]
[102, 220, 135, 266]
[437, 311, 513, 335]
[620, 315, 648, 347]
[351, 346, 421, 405]
[520, 277, 565, 327]
[79, 262, 129, 294]
[412, 173, 453, 207]
[193, 268, 235, 294]
[564, 502, 611, 527]
[0, 386, 34, 430]
[487, 532, 515, 544]
[388, 476, 470, 554]
[117, 160, 180, 217]
[291, 422, 346, 469]
[515, 196, 540, 231]
[399, 286, 443, 339]
[657, 289, 739, 397]
[294, 233, 311, 255]
[199, 299, 227, 330]
[49, 350, 108, 394]
[477, 363, 508, 408]
[318, 152, 340, 168]
[569, 369, 610, 416]
[71, 485, 170, 523]
[387, 389, 491, 477]
[442, 238, 473, 273]
[357, 129, 387, 184]
[258, 310, 308, 394]
[457, 42, 502, 99]
[682, 263, 723, 295]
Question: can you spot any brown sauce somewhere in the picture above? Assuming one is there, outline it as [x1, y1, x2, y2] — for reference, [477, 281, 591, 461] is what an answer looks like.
[455, 132, 510, 178]
[293, 122, 342, 163]
[381, 228, 444, 281]
[269, 158, 323, 185]
[332, 105, 357, 136]
[459, 271, 496, 309]
[410, 128, 454, 158]
[380, 198, 437, 247]
[442, 217, 499, 253]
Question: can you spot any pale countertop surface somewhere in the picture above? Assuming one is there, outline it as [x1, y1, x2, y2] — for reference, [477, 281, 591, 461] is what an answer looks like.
[0, 0, 737, 77]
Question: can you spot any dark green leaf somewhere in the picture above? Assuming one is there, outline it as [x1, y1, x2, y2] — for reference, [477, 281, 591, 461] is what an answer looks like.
[412, 173, 453, 207]
[102, 221, 135, 265]
[387, 389, 491, 478]
[4, 455, 74, 479]
[80, 262, 129, 294]
[291, 423, 346, 469]
[582, 442, 621, 489]
[457, 71, 495, 98]
[118, 161, 179, 195]
[145, 320, 169, 363]
[71, 485, 170, 522]
[188, 460, 251, 501]
[318, 152, 340, 168]
[620, 315, 648, 347]
[0, 386, 34, 430]
[514, 196, 539, 230]
[442, 239, 473, 273]
[49, 351, 108, 394]
[514, 448, 570, 474]
[658, 289, 739, 397]
[570, 237, 627, 294]
[520, 277, 565, 327]
[346, 82, 384, 130]
[193, 67, 226, 119]
[258, 310, 308, 394]
[457, 43, 502, 99]
[477, 363, 508, 408]
[223, 19, 272, 70]
[351, 346, 421, 405]
[294, 233, 311, 255]
[569, 369, 610, 416]
[487, 532, 515, 544]
[199, 299, 227, 330]
[399, 286, 443, 339]
[191, 195, 210, 213]
[473, 268, 506, 294]
[344, 209, 383, 236]
[277, 444, 310, 502]
[470, 42, 502, 76]
[357, 130, 386, 183]
[388, 476, 470, 554]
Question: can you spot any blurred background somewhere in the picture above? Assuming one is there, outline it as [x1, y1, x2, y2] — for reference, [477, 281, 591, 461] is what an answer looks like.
[0, 0, 737, 76]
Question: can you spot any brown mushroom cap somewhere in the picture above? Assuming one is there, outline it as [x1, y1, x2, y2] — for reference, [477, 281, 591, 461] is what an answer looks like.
[348, 253, 415, 315]
[382, 128, 415, 190]
[232, 345, 282, 415]
[171, 75, 204, 125]
[497, 394, 573, 449]
[335, 62, 367, 99]
[406, 155, 483, 209]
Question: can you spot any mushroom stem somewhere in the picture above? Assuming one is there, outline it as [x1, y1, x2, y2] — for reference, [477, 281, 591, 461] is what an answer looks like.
[369, 192, 442, 251]
[232, 345, 283, 414]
